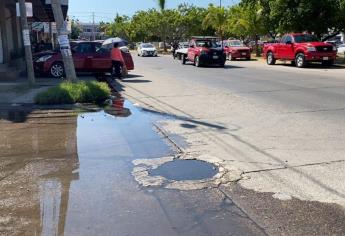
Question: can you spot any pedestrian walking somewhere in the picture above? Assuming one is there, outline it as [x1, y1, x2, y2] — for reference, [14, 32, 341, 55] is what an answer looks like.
[111, 43, 126, 79]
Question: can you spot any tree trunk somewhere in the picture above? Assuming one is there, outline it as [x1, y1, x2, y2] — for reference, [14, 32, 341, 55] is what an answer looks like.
[255, 35, 260, 57]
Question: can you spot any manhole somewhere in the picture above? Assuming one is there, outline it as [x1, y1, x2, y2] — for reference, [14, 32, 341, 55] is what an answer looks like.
[149, 159, 218, 181]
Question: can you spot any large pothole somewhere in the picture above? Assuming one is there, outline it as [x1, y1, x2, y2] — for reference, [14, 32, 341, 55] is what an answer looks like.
[132, 155, 243, 190]
[150, 159, 218, 181]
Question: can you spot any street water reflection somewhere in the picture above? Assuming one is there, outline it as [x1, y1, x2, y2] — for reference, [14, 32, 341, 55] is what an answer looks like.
[0, 101, 264, 236]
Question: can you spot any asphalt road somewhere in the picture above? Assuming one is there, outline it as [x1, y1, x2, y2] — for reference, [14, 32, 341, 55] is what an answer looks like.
[116, 53, 345, 234]
[135, 55, 345, 114]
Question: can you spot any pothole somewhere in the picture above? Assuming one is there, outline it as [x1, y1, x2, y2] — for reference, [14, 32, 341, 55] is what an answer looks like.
[132, 155, 243, 190]
[149, 159, 218, 181]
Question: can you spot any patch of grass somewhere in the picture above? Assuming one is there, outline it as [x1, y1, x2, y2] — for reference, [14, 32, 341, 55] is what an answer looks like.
[35, 81, 111, 105]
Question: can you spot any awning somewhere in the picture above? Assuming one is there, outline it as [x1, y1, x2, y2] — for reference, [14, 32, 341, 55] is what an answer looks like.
[28, 0, 68, 22]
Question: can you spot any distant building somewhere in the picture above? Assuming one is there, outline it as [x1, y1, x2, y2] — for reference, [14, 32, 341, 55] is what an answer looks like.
[79, 23, 105, 41]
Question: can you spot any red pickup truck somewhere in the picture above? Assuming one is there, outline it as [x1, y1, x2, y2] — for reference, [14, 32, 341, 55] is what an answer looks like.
[182, 37, 226, 67]
[263, 33, 337, 68]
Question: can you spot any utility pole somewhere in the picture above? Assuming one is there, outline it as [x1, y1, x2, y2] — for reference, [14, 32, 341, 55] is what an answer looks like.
[51, 0, 77, 82]
[19, 0, 35, 85]
[220, 0, 222, 8]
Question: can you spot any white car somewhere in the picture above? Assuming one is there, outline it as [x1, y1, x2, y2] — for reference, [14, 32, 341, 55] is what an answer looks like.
[137, 43, 158, 57]
[337, 44, 345, 54]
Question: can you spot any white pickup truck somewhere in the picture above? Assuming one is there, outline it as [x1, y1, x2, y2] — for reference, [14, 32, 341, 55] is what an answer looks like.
[173, 42, 189, 60]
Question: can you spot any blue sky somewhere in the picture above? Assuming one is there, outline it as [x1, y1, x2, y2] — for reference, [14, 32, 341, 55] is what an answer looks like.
[69, 0, 239, 23]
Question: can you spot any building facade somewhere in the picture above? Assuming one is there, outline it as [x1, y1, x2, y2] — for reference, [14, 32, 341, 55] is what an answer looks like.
[0, 0, 68, 64]
[0, 0, 23, 65]
[79, 23, 104, 41]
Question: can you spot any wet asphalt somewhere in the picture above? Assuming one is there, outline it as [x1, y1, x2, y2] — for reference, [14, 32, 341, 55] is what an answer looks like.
[0, 102, 265, 236]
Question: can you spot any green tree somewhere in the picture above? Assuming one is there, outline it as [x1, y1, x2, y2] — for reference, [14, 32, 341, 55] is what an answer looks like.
[157, 0, 166, 11]
[103, 14, 132, 40]
[177, 4, 213, 38]
[202, 4, 228, 40]
[227, 3, 265, 56]
[70, 19, 82, 39]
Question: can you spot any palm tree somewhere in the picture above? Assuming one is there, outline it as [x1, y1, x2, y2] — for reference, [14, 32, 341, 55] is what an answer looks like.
[202, 5, 228, 42]
[157, 0, 168, 51]
[157, 0, 166, 11]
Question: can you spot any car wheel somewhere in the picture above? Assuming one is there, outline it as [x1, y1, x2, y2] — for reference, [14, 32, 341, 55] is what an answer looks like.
[266, 52, 276, 65]
[194, 56, 201, 67]
[246, 57, 251, 61]
[50, 62, 65, 78]
[182, 55, 186, 65]
[295, 53, 306, 68]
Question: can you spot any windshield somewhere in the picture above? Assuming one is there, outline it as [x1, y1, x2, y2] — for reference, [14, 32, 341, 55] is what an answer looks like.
[195, 40, 218, 48]
[142, 44, 154, 48]
[294, 34, 319, 43]
[229, 40, 244, 47]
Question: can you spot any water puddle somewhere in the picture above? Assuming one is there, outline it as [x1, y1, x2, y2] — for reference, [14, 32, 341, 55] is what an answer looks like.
[150, 159, 218, 181]
[0, 98, 264, 235]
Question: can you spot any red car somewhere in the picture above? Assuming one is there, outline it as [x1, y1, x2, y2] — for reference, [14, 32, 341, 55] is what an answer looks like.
[263, 33, 337, 68]
[34, 41, 134, 78]
[223, 40, 251, 60]
[182, 36, 226, 67]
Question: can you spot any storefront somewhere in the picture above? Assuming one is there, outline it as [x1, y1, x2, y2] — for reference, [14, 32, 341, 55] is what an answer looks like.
[0, 0, 68, 63]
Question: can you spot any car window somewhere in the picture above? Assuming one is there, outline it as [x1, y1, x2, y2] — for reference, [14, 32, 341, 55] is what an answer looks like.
[285, 36, 292, 43]
[95, 43, 102, 52]
[294, 34, 319, 43]
[195, 40, 218, 48]
[141, 44, 154, 48]
[282, 35, 292, 44]
[76, 43, 94, 53]
[229, 40, 244, 47]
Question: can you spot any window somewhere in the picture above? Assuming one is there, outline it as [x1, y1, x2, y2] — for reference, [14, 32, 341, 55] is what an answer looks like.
[282, 35, 293, 44]
[294, 34, 319, 43]
[229, 40, 244, 47]
[195, 40, 218, 48]
[76, 43, 94, 53]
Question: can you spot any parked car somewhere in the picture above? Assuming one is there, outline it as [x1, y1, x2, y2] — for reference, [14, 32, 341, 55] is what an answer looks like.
[181, 37, 226, 67]
[263, 33, 337, 68]
[173, 42, 189, 60]
[33, 41, 134, 78]
[337, 44, 345, 54]
[137, 43, 158, 57]
[223, 40, 251, 60]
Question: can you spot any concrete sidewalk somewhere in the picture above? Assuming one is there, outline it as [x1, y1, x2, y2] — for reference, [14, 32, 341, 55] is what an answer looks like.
[0, 76, 96, 104]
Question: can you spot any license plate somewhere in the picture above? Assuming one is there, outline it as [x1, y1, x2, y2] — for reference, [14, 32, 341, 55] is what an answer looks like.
[213, 55, 219, 59]
[323, 57, 329, 60]
[242, 52, 247, 56]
